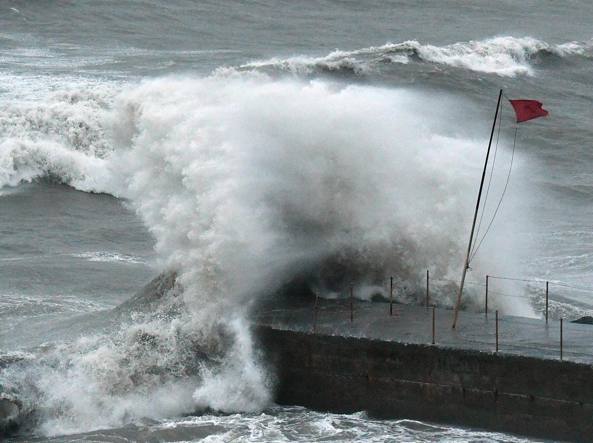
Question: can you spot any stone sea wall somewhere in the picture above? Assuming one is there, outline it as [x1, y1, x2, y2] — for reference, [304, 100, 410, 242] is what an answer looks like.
[257, 326, 593, 442]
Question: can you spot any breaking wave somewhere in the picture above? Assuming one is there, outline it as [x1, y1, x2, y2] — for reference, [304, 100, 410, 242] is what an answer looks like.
[0, 85, 118, 193]
[0, 71, 534, 436]
[71, 251, 146, 264]
[1, 273, 271, 436]
[240, 36, 593, 77]
[110, 73, 529, 312]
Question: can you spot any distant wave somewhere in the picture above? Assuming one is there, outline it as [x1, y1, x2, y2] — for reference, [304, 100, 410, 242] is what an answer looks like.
[1, 36, 587, 194]
[72, 251, 146, 264]
[0, 293, 106, 317]
[240, 36, 593, 77]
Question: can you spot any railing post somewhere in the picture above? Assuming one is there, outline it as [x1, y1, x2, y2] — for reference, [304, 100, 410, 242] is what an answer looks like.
[485, 275, 489, 317]
[545, 281, 549, 324]
[432, 305, 436, 345]
[426, 269, 430, 309]
[390, 276, 393, 316]
[350, 285, 353, 323]
[495, 310, 499, 353]
[560, 318, 563, 361]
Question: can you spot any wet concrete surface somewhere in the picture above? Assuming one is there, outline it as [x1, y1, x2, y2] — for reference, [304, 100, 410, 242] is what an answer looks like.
[255, 300, 593, 364]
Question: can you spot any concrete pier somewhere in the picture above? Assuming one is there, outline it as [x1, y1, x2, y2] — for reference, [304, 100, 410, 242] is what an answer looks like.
[255, 301, 593, 441]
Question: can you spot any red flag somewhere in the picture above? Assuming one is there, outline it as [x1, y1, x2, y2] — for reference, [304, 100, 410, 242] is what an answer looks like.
[509, 99, 549, 123]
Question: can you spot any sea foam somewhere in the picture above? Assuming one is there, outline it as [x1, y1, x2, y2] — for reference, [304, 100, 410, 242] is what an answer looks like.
[0, 72, 535, 436]
[240, 36, 593, 77]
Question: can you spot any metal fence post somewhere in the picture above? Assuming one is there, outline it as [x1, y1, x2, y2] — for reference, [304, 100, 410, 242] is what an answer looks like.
[485, 275, 489, 317]
[426, 269, 430, 310]
[432, 305, 436, 345]
[390, 276, 393, 316]
[560, 318, 563, 361]
[495, 310, 499, 353]
[545, 281, 549, 324]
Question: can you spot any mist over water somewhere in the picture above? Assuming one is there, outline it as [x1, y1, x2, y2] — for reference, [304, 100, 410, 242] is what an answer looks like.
[1, 0, 593, 440]
[114, 74, 537, 311]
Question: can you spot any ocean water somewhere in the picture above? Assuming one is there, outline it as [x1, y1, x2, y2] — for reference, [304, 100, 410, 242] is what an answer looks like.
[1, 0, 592, 440]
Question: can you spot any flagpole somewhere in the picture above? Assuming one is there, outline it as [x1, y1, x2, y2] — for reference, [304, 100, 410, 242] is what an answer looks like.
[452, 88, 503, 329]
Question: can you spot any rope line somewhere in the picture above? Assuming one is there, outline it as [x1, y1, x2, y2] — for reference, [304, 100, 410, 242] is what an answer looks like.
[432, 275, 593, 295]
[432, 278, 529, 299]
[470, 126, 518, 262]
[549, 281, 593, 293]
[488, 275, 541, 283]
[443, 275, 593, 295]
[470, 103, 503, 260]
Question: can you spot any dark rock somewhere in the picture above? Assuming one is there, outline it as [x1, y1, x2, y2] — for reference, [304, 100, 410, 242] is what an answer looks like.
[0, 392, 22, 436]
[572, 316, 593, 325]
[114, 271, 179, 314]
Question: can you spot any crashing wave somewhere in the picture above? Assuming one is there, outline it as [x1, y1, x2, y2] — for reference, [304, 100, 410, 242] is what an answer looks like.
[239, 36, 593, 77]
[0, 138, 113, 191]
[110, 74, 532, 313]
[1, 72, 535, 436]
[2, 72, 535, 313]
[0, 272, 271, 437]
[0, 85, 118, 192]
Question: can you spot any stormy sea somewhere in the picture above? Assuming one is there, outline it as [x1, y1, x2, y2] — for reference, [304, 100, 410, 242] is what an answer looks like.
[1, 0, 592, 441]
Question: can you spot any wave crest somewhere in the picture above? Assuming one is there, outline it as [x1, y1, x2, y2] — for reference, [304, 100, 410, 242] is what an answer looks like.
[1, 73, 534, 436]
[239, 36, 593, 77]
[0, 85, 117, 192]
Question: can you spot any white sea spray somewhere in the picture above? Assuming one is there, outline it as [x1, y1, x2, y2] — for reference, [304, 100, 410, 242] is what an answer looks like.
[240, 36, 593, 77]
[0, 71, 535, 436]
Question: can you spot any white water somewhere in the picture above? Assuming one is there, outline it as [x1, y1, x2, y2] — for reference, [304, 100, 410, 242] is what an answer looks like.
[241, 36, 593, 77]
[1, 71, 536, 436]
[0, 84, 116, 191]
[112, 73, 535, 311]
